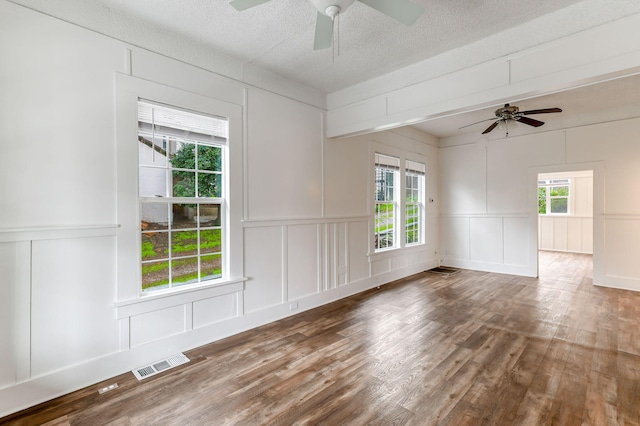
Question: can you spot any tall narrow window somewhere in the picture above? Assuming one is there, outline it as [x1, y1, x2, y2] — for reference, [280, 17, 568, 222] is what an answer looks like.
[374, 154, 400, 251]
[405, 160, 425, 245]
[538, 179, 569, 214]
[138, 101, 228, 293]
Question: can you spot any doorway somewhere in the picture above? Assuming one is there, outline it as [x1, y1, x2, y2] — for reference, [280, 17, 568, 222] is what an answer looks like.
[536, 170, 594, 279]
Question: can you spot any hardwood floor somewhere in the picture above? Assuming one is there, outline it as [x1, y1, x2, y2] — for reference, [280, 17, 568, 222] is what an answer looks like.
[3, 251, 640, 425]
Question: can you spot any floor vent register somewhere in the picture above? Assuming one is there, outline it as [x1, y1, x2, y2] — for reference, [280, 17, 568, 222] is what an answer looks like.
[427, 266, 461, 276]
[132, 353, 190, 380]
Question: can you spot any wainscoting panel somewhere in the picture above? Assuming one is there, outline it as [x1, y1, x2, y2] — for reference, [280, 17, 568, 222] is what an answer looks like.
[193, 293, 238, 329]
[130, 305, 186, 348]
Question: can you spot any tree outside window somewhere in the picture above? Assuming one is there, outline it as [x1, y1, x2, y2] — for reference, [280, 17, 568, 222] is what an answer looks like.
[538, 179, 569, 214]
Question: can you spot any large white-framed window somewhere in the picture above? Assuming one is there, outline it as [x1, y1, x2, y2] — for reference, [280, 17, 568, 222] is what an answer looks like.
[538, 178, 570, 214]
[405, 160, 425, 245]
[374, 154, 400, 250]
[116, 74, 243, 307]
[138, 101, 227, 293]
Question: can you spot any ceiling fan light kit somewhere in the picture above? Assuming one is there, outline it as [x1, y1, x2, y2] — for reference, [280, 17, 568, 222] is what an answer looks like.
[230, 0, 424, 51]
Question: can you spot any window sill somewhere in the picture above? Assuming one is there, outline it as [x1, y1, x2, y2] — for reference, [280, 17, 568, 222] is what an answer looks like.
[368, 244, 427, 262]
[114, 277, 246, 319]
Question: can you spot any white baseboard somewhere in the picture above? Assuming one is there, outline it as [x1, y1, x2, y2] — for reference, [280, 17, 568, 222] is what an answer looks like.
[442, 258, 535, 277]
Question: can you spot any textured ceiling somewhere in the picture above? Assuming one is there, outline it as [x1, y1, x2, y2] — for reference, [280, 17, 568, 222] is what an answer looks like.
[14, 0, 637, 94]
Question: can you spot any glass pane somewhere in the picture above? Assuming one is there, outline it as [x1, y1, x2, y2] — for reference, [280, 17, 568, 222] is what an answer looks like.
[141, 232, 168, 261]
[171, 257, 199, 286]
[171, 203, 197, 229]
[406, 204, 419, 245]
[198, 145, 222, 172]
[200, 229, 222, 255]
[171, 230, 199, 257]
[406, 227, 418, 244]
[375, 203, 394, 249]
[198, 204, 221, 227]
[141, 203, 169, 230]
[386, 186, 394, 200]
[138, 137, 168, 167]
[141, 260, 169, 292]
[172, 170, 196, 197]
[139, 167, 167, 197]
[198, 172, 222, 198]
[550, 186, 569, 197]
[169, 140, 196, 170]
[550, 198, 568, 213]
[201, 254, 222, 281]
[538, 187, 547, 214]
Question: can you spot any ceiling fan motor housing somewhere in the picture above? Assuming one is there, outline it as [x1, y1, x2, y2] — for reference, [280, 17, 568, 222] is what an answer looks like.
[496, 104, 521, 120]
[309, 0, 356, 16]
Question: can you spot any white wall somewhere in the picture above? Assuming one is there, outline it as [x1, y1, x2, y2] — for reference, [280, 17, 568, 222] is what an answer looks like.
[0, 2, 438, 416]
[538, 170, 593, 254]
[439, 118, 640, 291]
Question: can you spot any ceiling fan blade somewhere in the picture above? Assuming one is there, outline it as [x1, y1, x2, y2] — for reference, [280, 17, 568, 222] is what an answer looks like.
[517, 116, 545, 127]
[459, 117, 498, 130]
[482, 121, 499, 134]
[521, 107, 562, 115]
[229, 0, 271, 11]
[359, 0, 424, 26]
[314, 12, 334, 50]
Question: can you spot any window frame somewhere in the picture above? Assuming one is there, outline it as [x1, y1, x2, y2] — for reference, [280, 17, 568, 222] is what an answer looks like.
[137, 100, 227, 293]
[405, 160, 426, 246]
[115, 74, 244, 315]
[372, 150, 427, 255]
[538, 178, 570, 215]
[374, 154, 400, 251]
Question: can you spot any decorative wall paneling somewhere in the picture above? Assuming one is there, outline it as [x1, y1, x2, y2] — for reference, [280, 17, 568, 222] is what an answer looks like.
[440, 117, 640, 292]
[440, 214, 530, 276]
[0, 226, 118, 389]
[538, 216, 593, 253]
[326, 13, 640, 137]
[0, 4, 438, 416]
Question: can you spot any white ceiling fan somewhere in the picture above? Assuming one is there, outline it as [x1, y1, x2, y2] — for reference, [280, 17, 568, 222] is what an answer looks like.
[229, 0, 424, 50]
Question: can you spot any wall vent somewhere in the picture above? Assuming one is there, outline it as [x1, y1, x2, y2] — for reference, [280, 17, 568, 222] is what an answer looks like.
[427, 266, 461, 276]
[132, 353, 190, 380]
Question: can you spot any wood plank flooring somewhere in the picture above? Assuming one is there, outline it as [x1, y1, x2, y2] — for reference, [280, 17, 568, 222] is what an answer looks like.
[3, 251, 640, 425]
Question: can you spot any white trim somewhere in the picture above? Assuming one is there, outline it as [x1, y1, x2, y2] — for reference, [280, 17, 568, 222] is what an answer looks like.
[0, 225, 119, 243]
[439, 213, 528, 218]
[528, 161, 604, 283]
[368, 244, 428, 262]
[115, 73, 244, 302]
[15, 241, 32, 383]
[371, 142, 429, 255]
[242, 216, 370, 227]
[114, 278, 245, 319]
